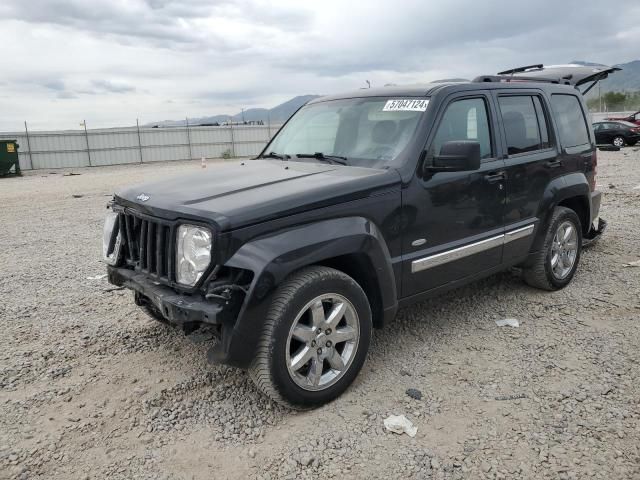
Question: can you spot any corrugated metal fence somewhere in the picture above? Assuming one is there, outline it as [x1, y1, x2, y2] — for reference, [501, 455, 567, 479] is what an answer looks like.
[5, 111, 632, 171]
[0, 124, 281, 170]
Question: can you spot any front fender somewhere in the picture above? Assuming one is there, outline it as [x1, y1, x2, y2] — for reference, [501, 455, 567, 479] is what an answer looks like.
[210, 217, 396, 368]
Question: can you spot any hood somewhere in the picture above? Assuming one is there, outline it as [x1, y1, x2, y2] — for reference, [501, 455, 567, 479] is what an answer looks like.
[114, 160, 400, 231]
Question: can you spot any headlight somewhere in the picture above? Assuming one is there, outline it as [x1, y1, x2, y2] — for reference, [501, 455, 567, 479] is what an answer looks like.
[176, 225, 212, 286]
[102, 211, 122, 265]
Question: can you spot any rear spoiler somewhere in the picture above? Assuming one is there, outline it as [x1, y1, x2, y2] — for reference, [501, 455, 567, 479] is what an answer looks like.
[473, 64, 621, 95]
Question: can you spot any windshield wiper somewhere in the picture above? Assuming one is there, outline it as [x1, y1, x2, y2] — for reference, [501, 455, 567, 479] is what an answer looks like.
[261, 151, 290, 160]
[296, 152, 348, 165]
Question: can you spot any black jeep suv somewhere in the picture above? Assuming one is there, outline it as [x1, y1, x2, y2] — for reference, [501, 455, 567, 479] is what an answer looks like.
[104, 65, 612, 408]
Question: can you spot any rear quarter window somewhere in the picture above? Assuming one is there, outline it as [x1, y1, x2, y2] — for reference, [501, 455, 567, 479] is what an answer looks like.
[550, 94, 590, 148]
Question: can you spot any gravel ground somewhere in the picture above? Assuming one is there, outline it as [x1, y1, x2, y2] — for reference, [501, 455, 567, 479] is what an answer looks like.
[1, 150, 639, 480]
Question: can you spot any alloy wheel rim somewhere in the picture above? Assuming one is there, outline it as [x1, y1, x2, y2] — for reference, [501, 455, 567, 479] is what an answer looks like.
[613, 137, 624, 147]
[550, 220, 578, 280]
[286, 293, 360, 391]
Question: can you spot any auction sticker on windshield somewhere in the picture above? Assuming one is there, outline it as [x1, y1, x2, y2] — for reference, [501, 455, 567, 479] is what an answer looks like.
[382, 99, 429, 112]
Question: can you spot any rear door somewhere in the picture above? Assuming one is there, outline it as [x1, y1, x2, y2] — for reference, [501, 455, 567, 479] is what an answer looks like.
[494, 91, 556, 263]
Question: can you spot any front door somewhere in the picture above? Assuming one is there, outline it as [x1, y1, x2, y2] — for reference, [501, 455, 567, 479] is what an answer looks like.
[401, 93, 506, 298]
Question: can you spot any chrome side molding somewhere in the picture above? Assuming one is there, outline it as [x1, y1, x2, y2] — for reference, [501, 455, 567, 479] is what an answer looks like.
[504, 224, 534, 243]
[411, 223, 535, 274]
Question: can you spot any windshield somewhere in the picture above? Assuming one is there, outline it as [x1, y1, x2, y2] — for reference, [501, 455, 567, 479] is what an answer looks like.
[263, 97, 428, 167]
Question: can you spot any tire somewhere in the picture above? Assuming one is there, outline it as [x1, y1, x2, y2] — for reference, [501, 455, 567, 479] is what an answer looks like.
[612, 136, 625, 148]
[523, 207, 582, 291]
[248, 266, 372, 409]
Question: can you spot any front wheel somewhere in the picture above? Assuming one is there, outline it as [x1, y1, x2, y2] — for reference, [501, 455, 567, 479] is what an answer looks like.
[612, 136, 625, 148]
[248, 266, 372, 409]
[523, 207, 582, 291]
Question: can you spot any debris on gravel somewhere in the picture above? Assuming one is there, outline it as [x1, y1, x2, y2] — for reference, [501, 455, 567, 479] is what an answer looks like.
[405, 388, 423, 400]
[384, 414, 418, 437]
[495, 318, 520, 327]
[1, 150, 639, 479]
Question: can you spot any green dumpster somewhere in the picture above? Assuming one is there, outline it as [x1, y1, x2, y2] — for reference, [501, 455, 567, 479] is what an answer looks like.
[0, 140, 21, 176]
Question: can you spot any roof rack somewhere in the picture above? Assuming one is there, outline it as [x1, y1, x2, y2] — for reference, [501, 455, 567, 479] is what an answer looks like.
[497, 64, 544, 75]
[473, 64, 621, 95]
[472, 75, 571, 85]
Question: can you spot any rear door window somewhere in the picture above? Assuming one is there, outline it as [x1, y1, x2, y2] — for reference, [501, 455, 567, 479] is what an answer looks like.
[550, 94, 590, 148]
[498, 95, 549, 155]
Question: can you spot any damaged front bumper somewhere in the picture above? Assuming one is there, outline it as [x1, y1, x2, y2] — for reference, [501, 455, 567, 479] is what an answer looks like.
[108, 265, 258, 369]
[107, 267, 238, 330]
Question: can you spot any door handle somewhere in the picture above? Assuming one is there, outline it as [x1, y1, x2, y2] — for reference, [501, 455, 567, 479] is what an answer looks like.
[546, 159, 562, 168]
[484, 171, 506, 183]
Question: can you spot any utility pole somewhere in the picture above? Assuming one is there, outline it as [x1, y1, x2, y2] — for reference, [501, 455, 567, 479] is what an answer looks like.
[24, 121, 34, 170]
[136, 118, 143, 163]
[598, 82, 602, 112]
[241, 108, 245, 124]
[229, 116, 236, 157]
[185, 117, 193, 160]
[81, 120, 92, 166]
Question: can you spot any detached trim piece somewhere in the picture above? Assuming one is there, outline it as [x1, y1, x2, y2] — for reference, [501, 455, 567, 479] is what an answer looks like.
[411, 223, 535, 273]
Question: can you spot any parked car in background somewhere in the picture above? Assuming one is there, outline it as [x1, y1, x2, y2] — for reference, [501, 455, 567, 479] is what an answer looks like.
[592, 120, 640, 147]
[607, 110, 640, 126]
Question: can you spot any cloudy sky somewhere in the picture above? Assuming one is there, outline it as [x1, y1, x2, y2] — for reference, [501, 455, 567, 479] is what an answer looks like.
[1, 0, 639, 131]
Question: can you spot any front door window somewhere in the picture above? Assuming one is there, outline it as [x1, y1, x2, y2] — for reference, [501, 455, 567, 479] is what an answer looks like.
[430, 98, 493, 160]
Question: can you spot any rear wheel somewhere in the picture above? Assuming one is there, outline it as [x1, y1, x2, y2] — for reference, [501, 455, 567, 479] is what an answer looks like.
[612, 136, 625, 148]
[248, 266, 372, 409]
[523, 207, 582, 291]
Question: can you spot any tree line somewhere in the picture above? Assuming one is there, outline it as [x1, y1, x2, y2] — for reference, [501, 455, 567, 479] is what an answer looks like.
[586, 91, 640, 112]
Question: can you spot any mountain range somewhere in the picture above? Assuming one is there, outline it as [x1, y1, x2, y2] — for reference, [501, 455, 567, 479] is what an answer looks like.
[148, 95, 321, 127]
[150, 60, 639, 127]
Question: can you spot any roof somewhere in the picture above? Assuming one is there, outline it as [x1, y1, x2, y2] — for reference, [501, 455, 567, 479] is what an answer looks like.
[307, 64, 621, 104]
[307, 80, 575, 104]
[308, 83, 454, 103]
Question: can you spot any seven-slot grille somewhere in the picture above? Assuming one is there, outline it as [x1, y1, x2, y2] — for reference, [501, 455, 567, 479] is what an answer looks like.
[119, 211, 174, 283]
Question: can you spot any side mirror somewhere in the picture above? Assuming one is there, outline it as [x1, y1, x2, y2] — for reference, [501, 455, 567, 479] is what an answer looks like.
[425, 140, 481, 173]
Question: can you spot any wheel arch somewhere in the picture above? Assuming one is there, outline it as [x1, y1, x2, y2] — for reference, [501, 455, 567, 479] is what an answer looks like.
[210, 216, 397, 368]
[316, 253, 386, 329]
[530, 173, 592, 253]
[557, 195, 590, 235]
